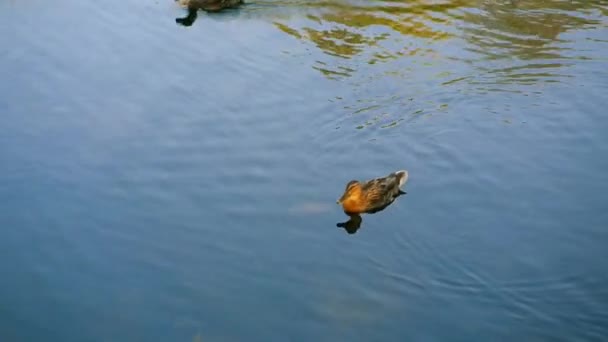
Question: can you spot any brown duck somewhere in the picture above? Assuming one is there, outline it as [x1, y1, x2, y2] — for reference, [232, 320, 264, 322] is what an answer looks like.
[337, 170, 408, 215]
[176, 0, 243, 26]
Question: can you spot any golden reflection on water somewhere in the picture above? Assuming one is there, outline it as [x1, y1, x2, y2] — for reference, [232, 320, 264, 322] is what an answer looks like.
[273, 0, 607, 73]
[464, 0, 606, 59]
[269, 0, 607, 129]
[273, 0, 461, 76]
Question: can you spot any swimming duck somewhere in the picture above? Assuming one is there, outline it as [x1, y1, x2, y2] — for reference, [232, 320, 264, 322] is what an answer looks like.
[175, 0, 243, 26]
[337, 170, 408, 215]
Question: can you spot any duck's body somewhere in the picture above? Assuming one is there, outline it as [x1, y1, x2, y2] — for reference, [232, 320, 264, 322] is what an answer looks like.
[179, 0, 243, 12]
[337, 170, 408, 215]
[175, 0, 243, 26]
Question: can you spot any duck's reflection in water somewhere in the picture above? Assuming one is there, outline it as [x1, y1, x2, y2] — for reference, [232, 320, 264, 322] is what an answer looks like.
[337, 214, 362, 234]
[176, 7, 199, 26]
[336, 191, 406, 235]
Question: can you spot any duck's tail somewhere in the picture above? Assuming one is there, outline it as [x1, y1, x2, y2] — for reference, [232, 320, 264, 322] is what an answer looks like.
[395, 170, 409, 188]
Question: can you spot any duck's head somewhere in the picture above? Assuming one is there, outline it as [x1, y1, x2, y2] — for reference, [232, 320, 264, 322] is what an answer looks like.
[337, 180, 361, 204]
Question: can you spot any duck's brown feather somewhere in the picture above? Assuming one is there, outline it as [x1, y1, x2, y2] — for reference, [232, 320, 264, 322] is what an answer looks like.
[338, 170, 408, 214]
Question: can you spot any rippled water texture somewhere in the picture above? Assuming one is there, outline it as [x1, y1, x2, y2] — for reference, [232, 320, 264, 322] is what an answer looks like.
[1, 0, 608, 341]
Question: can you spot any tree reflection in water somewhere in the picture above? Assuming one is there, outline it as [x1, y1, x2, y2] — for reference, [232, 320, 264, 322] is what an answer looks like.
[270, 0, 607, 130]
[273, 0, 606, 77]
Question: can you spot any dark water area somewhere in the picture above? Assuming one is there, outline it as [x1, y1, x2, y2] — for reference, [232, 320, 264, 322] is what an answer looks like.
[1, 0, 608, 341]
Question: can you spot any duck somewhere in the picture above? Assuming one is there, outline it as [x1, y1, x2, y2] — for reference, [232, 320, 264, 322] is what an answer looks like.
[337, 170, 408, 215]
[175, 0, 243, 26]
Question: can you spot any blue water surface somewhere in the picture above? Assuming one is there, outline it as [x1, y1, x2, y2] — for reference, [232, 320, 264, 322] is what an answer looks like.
[1, 0, 608, 341]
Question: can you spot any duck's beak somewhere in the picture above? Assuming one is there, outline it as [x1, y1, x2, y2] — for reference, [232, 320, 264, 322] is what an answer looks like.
[336, 200, 341, 204]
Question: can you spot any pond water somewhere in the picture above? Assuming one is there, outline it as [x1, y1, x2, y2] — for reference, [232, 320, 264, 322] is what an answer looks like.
[1, 0, 608, 341]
